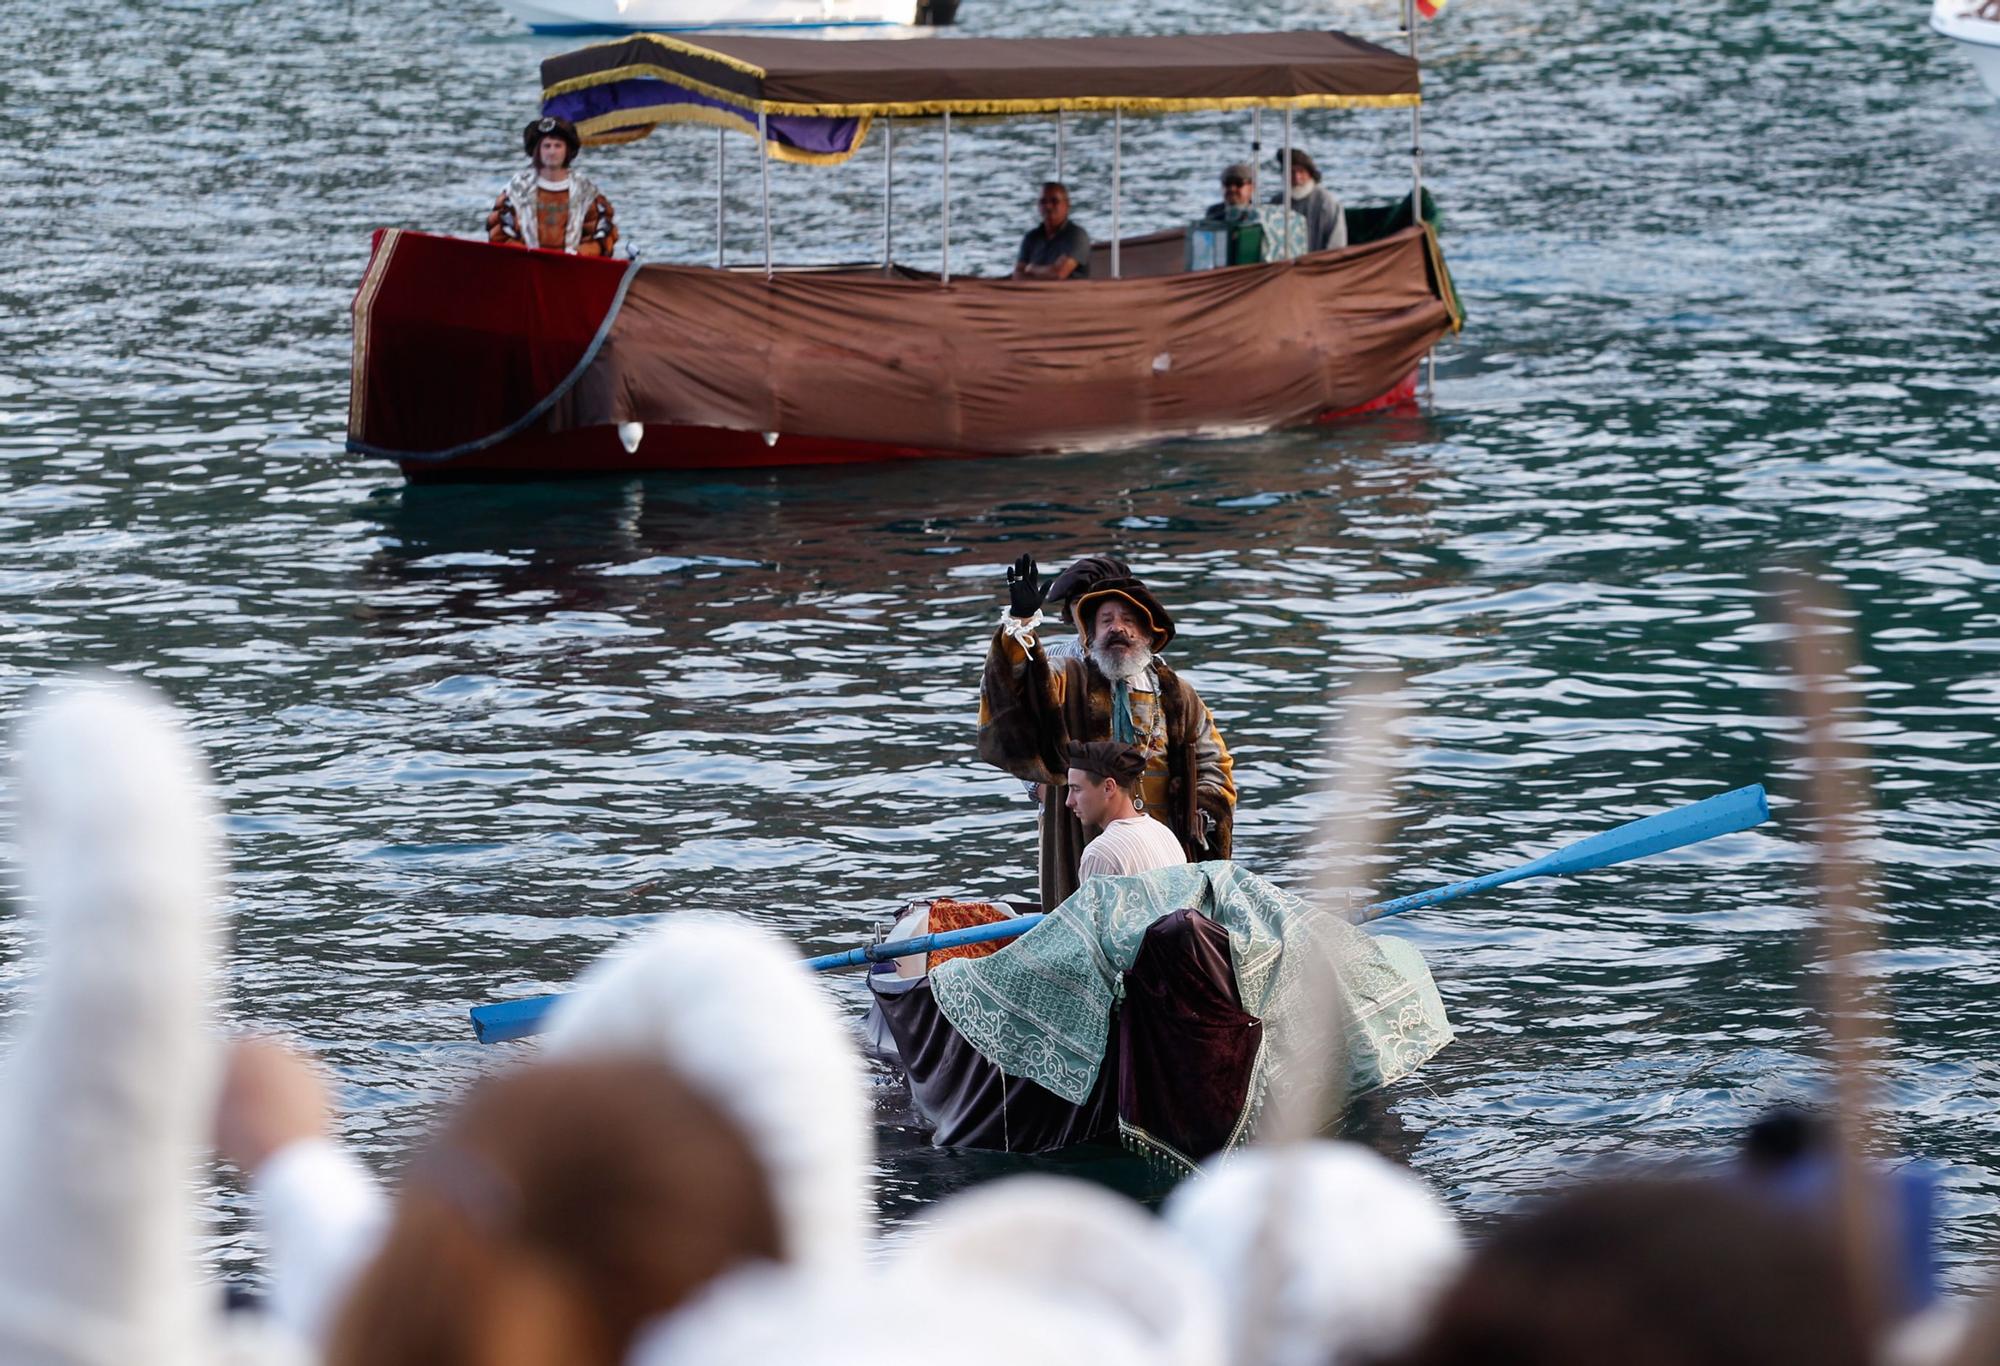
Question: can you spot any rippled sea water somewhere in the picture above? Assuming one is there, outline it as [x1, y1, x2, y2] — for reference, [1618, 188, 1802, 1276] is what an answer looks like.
[8, 0, 2000, 1289]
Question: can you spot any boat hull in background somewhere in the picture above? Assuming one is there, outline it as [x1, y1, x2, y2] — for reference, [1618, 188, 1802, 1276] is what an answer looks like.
[495, 0, 939, 32]
[1932, 0, 2000, 98]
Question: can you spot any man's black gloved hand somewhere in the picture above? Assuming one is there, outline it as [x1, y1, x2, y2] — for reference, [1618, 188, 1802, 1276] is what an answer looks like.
[1006, 553, 1050, 619]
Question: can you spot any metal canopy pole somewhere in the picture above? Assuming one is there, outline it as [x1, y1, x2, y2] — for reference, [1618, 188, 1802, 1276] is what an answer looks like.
[941, 111, 952, 283]
[883, 119, 895, 271]
[1406, 0, 1424, 227]
[1056, 110, 1065, 181]
[1111, 108, 1122, 279]
[716, 127, 726, 269]
[1406, 0, 1431, 401]
[1282, 108, 1294, 258]
[757, 111, 773, 279]
[1252, 109, 1261, 166]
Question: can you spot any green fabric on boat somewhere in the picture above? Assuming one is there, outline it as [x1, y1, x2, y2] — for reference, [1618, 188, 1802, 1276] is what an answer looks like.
[928, 861, 1453, 1120]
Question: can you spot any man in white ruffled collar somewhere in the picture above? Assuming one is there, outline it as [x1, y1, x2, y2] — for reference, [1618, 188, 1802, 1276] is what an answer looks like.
[486, 115, 619, 258]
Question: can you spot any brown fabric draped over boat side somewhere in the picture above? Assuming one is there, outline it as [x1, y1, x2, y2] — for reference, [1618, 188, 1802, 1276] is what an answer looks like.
[554, 225, 1450, 457]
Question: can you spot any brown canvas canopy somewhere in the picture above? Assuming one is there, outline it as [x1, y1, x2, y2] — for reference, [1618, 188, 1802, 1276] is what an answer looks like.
[540, 29, 1420, 120]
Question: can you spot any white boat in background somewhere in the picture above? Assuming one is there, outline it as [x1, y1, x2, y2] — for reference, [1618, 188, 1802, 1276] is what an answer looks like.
[498, 0, 955, 32]
[1932, 0, 2000, 98]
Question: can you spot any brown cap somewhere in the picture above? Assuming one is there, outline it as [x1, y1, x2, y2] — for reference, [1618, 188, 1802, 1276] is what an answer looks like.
[1066, 740, 1147, 788]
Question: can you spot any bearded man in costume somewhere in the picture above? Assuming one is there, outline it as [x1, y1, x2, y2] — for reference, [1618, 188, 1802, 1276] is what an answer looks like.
[978, 553, 1235, 911]
[486, 116, 619, 258]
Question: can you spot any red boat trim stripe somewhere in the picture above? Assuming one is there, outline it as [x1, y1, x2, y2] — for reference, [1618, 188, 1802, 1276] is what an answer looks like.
[347, 256, 644, 465]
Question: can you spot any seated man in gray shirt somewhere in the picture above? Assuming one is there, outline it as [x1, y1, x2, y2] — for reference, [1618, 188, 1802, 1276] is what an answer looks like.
[1013, 181, 1091, 280]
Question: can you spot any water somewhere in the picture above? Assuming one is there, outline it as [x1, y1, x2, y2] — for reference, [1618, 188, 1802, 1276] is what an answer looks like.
[8, 0, 2000, 1290]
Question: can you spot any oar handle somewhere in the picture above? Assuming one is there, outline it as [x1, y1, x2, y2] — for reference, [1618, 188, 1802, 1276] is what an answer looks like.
[468, 911, 1047, 1044]
[1353, 867, 1519, 925]
[803, 912, 1044, 971]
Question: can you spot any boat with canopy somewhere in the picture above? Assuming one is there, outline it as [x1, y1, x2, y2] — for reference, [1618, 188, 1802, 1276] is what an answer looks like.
[349, 17, 1464, 481]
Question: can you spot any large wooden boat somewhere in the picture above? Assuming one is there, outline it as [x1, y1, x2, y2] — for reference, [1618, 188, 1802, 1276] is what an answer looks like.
[349, 26, 1463, 483]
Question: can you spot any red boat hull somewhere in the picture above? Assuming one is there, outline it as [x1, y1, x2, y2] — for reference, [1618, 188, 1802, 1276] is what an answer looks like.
[398, 371, 1421, 483]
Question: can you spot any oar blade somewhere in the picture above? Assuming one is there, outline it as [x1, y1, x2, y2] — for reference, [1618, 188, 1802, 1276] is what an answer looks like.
[1532, 783, 1769, 879]
[470, 993, 559, 1045]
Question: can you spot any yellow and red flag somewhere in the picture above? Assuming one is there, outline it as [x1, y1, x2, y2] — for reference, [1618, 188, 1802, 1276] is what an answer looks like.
[1415, 0, 1447, 16]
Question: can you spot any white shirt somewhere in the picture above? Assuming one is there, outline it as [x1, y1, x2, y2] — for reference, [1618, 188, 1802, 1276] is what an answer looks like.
[1077, 815, 1187, 881]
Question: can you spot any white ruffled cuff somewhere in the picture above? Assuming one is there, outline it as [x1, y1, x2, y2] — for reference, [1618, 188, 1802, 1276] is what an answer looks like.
[999, 608, 1044, 651]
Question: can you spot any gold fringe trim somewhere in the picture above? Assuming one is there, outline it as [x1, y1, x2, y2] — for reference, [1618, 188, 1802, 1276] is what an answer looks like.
[547, 59, 1420, 120]
[575, 101, 873, 165]
[560, 30, 769, 80]
[1421, 221, 1464, 333]
[347, 228, 403, 439]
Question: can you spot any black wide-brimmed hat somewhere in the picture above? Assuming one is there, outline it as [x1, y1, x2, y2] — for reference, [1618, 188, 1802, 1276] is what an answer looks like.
[523, 115, 581, 165]
[1065, 740, 1147, 787]
[1072, 576, 1175, 652]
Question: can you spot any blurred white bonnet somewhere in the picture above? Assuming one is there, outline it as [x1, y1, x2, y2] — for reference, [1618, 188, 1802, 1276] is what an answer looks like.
[1162, 1141, 1463, 1366]
[896, 1175, 1224, 1366]
[541, 917, 873, 1269]
[634, 1255, 1156, 1366]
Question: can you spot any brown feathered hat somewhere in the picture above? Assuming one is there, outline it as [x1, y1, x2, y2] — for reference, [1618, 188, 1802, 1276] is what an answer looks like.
[1044, 554, 1131, 608]
[1072, 576, 1175, 652]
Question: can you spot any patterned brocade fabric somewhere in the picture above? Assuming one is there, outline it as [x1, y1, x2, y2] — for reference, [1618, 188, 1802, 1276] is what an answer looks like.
[926, 898, 1012, 972]
[929, 861, 1454, 1134]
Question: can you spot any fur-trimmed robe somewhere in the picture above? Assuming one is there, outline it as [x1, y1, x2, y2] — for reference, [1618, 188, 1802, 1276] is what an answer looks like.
[486, 168, 617, 256]
[978, 625, 1235, 912]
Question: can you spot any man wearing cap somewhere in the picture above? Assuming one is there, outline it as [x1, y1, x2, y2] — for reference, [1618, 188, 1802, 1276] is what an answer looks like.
[1269, 149, 1347, 255]
[487, 116, 619, 258]
[1066, 741, 1188, 882]
[978, 553, 1235, 911]
[1200, 162, 1302, 262]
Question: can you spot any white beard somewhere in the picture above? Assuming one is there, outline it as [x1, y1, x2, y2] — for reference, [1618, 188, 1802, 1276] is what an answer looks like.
[1089, 639, 1154, 684]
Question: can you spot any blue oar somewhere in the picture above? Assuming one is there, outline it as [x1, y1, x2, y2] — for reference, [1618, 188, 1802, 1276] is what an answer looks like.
[469, 913, 1046, 1044]
[1353, 782, 1769, 925]
[469, 784, 1769, 1043]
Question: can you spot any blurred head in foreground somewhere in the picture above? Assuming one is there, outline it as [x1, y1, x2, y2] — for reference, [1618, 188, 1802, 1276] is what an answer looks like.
[1162, 1141, 1463, 1366]
[1373, 1175, 1871, 1366]
[541, 917, 875, 1267]
[326, 1056, 780, 1366]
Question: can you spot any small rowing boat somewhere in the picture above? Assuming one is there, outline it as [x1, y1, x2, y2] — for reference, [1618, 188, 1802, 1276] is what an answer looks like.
[864, 865, 1454, 1171]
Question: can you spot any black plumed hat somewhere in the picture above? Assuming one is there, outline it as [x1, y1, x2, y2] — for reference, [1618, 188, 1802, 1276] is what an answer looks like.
[523, 115, 581, 165]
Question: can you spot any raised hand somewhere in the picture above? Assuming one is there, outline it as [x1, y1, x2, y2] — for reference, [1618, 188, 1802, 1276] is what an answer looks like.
[1006, 553, 1050, 619]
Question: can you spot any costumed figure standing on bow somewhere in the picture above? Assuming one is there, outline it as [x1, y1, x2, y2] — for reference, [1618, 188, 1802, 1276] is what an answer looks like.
[486, 116, 619, 258]
[977, 553, 1236, 911]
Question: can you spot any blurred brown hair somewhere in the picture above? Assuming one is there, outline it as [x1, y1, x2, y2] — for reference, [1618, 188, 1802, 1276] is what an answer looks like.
[1372, 1175, 1871, 1366]
[327, 1055, 782, 1366]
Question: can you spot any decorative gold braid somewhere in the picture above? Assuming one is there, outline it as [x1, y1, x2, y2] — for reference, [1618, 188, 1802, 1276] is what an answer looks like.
[557, 30, 769, 79]
[346, 229, 404, 439]
[546, 59, 1420, 120]
[575, 102, 873, 165]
